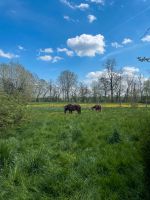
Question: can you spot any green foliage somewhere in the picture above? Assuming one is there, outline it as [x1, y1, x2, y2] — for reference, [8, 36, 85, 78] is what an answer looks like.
[0, 93, 29, 130]
[107, 129, 121, 144]
[0, 62, 34, 101]
[0, 106, 149, 199]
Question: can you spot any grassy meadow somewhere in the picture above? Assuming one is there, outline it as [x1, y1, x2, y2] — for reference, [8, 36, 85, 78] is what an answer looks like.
[0, 103, 150, 199]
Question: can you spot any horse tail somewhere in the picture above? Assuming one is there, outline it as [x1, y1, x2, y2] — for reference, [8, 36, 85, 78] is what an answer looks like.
[64, 107, 67, 114]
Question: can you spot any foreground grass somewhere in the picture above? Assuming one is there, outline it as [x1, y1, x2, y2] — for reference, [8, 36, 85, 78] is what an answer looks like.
[0, 106, 150, 199]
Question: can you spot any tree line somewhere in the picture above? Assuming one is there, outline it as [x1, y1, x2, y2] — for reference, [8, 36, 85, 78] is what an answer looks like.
[0, 59, 150, 105]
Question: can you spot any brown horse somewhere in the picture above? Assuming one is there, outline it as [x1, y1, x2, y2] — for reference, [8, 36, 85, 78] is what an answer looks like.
[64, 104, 81, 114]
[91, 105, 102, 112]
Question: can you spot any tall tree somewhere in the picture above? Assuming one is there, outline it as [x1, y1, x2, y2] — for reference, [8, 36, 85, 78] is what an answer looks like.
[138, 74, 144, 102]
[91, 81, 101, 103]
[104, 59, 120, 102]
[33, 78, 49, 102]
[0, 62, 34, 101]
[78, 82, 90, 103]
[98, 75, 109, 102]
[58, 70, 78, 101]
[143, 79, 150, 107]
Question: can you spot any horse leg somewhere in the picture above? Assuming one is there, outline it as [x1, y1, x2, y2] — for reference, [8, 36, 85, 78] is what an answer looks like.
[77, 109, 81, 114]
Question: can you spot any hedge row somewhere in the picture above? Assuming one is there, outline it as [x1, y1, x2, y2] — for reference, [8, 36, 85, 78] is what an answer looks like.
[0, 94, 28, 130]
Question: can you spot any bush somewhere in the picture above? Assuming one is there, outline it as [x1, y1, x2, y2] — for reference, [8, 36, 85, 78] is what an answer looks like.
[107, 129, 121, 144]
[0, 93, 28, 130]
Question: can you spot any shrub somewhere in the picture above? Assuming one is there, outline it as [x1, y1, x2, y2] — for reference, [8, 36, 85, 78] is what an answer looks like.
[0, 93, 28, 130]
[107, 129, 121, 144]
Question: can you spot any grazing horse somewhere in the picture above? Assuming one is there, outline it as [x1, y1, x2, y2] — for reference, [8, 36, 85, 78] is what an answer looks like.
[91, 105, 102, 112]
[64, 104, 81, 114]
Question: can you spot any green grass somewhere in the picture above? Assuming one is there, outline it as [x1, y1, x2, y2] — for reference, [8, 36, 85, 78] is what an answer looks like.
[0, 104, 150, 199]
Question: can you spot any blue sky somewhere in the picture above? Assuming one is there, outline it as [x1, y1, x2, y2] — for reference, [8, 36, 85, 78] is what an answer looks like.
[0, 0, 150, 81]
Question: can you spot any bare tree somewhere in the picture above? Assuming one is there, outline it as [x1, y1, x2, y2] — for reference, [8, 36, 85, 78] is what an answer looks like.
[33, 78, 49, 102]
[98, 75, 109, 102]
[115, 73, 122, 105]
[137, 56, 150, 62]
[0, 62, 34, 101]
[52, 83, 61, 102]
[48, 80, 53, 102]
[123, 75, 134, 103]
[143, 79, 150, 107]
[58, 70, 78, 101]
[104, 59, 120, 102]
[78, 82, 90, 103]
[91, 81, 101, 103]
[137, 74, 144, 102]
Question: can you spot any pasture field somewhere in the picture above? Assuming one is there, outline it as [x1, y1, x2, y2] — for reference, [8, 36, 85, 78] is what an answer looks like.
[0, 103, 150, 199]
[30, 102, 150, 109]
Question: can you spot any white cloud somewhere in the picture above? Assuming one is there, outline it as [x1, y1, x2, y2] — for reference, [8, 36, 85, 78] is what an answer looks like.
[122, 38, 133, 45]
[86, 71, 104, 79]
[52, 56, 63, 63]
[18, 45, 25, 51]
[63, 15, 77, 22]
[38, 55, 52, 61]
[141, 35, 150, 42]
[85, 69, 106, 85]
[122, 66, 139, 77]
[89, 0, 105, 4]
[85, 66, 141, 87]
[76, 3, 89, 10]
[37, 47, 63, 63]
[39, 48, 53, 54]
[0, 49, 19, 59]
[60, 0, 89, 10]
[57, 48, 74, 56]
[60, 0, 74, 9]
[111, 42, 123, 48]
[111, 38, 133, 49]
[37, 55, 63, 63]
[67, 34, 105, 57]
[64, 15, 70, 21]
[88, 14, 97, 23]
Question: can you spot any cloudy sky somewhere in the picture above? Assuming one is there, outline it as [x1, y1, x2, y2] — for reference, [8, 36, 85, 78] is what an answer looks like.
[0, 0, 150, 81]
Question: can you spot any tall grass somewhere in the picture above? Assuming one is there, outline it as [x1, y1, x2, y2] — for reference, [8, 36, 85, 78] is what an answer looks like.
[0, 105, 150, 199]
